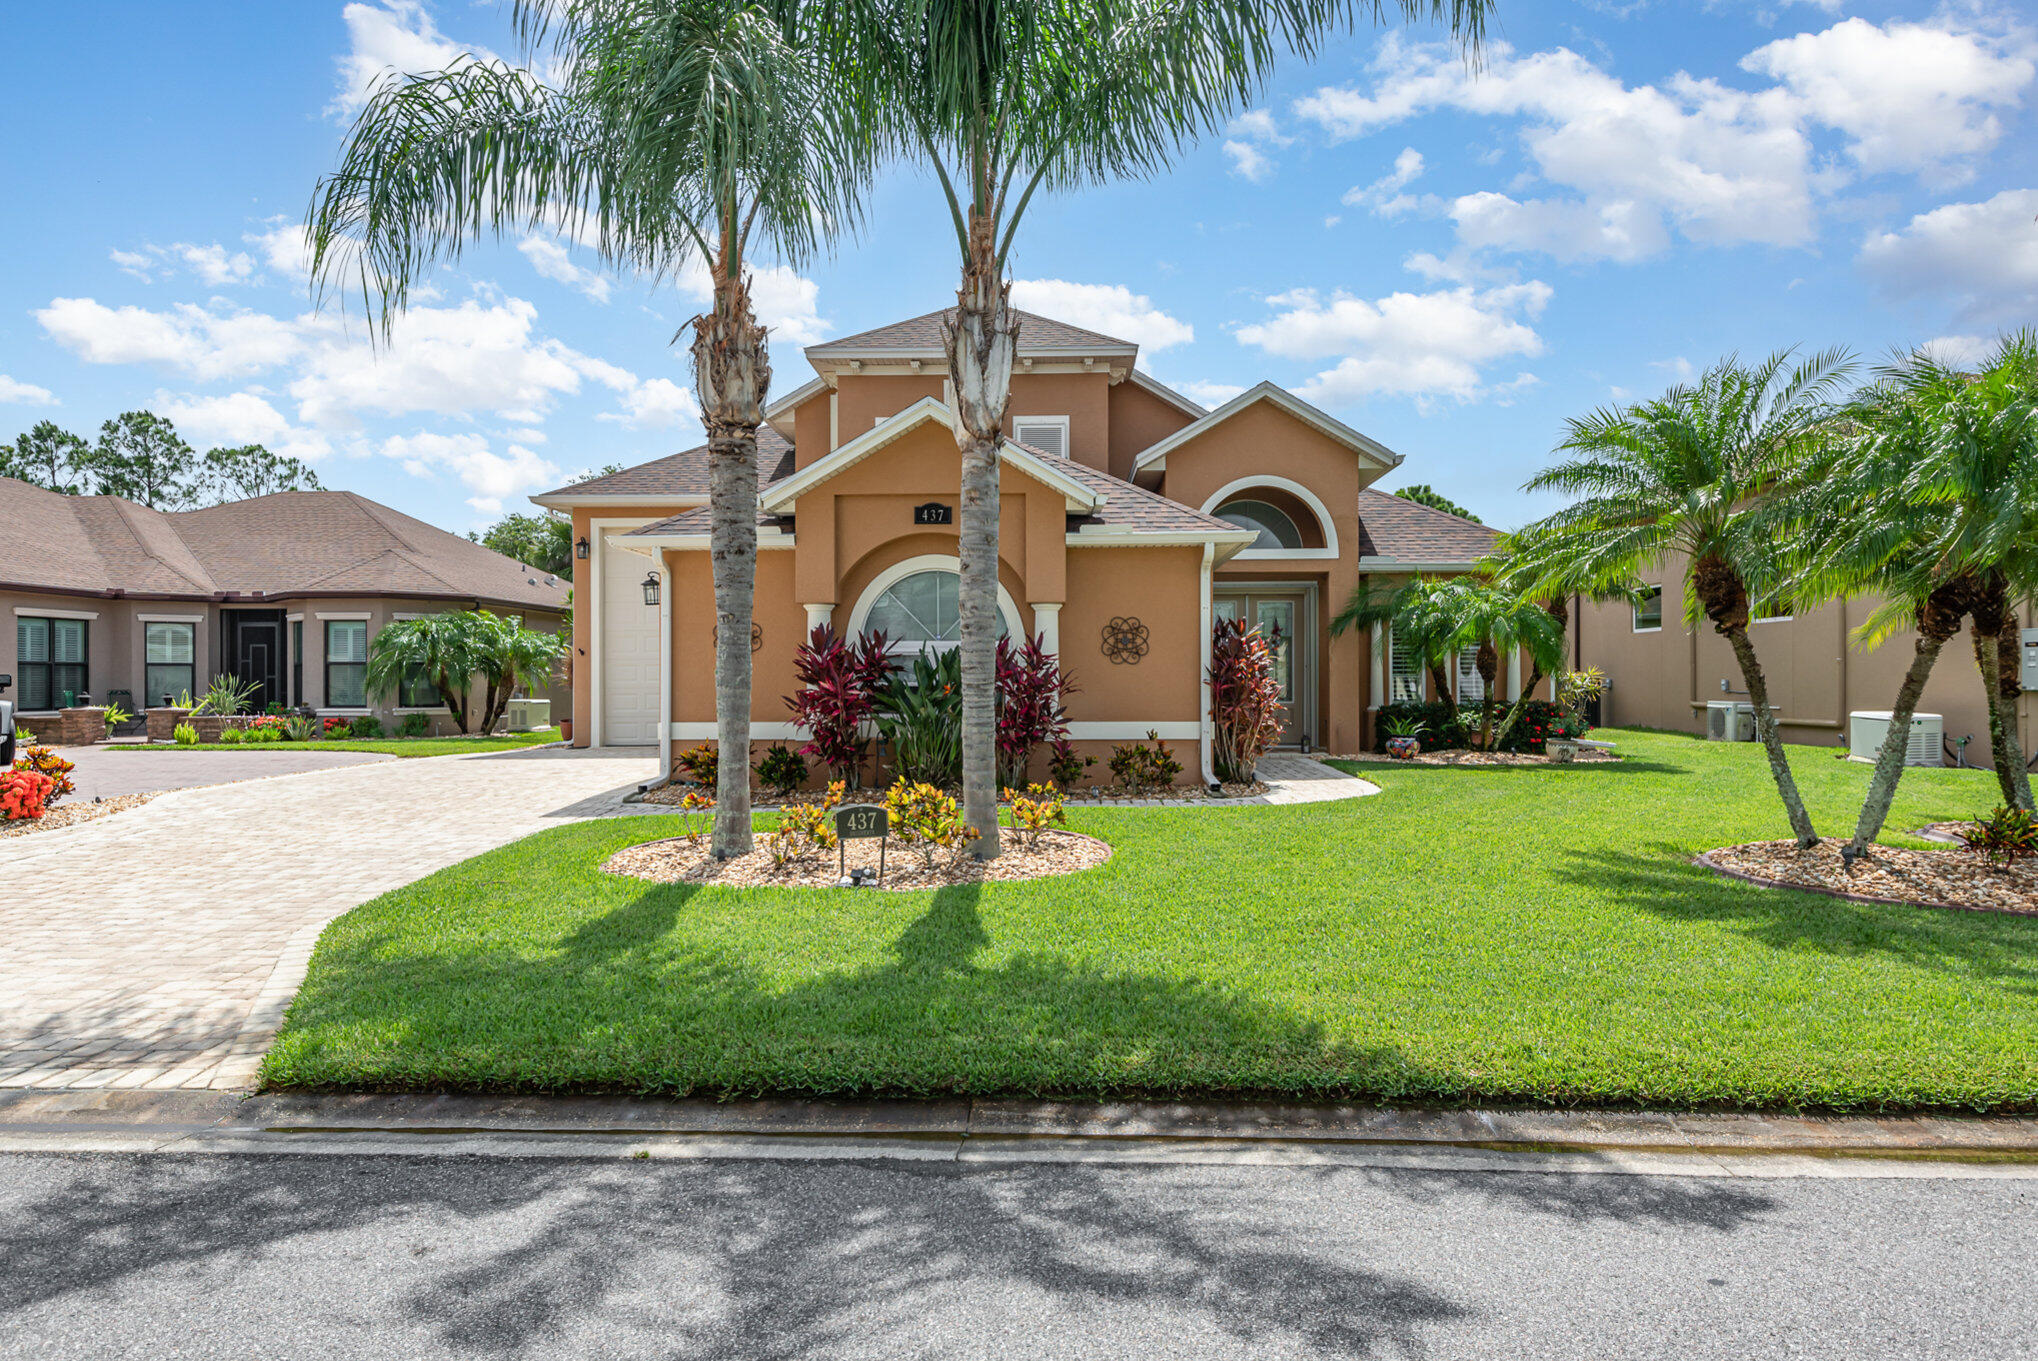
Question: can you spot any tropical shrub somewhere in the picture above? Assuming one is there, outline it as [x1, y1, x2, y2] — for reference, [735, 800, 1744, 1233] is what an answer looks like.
[766, 784, 843, 867]
[1001, 783, 1067, 848]
[995, 633, 1075, 787]
[883, 779, 979, 869]
[1555, 668, 1607, 725]
[349, 715, 385, 739]
[322, 717, 353, 739]
[786, 626, 892, 785]
[366, 609, 561, 735]
[193, 672, 258, 717]
[1371, 701, 1469, 753]
[397, 711, 431, 739]
[670, 789, 714, 846]
[173, 722, 199, 746]
[1108, 730, 1183, 794]
[876, 646, 963, 787]
[1486, 700, 1589, 754]
[102, 701, 133, 736]
[13, 746, 74, 806]
[1047, 736, 1094, 791]
[248, 713, 289, 733]
[1957, 806, 2038, 871]
[282, 714, 319, 742]
[0, 769, 55, 821]
[249, 725, 282, 744]
[758, 743, 808, 799]
[1208, 617, 1285, 784]
[675, 744, 721, 791]
[218, 726, 248, 745]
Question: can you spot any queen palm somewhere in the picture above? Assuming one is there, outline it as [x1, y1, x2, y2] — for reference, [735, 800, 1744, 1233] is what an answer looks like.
[1511, 350, 1855, 847]
[824, 0, 1494, 857]
[307, 0, 860, 858]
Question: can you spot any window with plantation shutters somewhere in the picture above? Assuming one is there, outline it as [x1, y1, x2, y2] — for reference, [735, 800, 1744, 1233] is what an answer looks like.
[145, 622, 195, 704]
[1388, 621, 1423, 703]
[16, 616, 87, 711]
[1456, 645, 1485, 704]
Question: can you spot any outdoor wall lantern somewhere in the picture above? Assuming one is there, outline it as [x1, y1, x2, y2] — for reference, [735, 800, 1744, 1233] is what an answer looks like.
[641, 572, 661, 607]
[575, 535, 591, 560]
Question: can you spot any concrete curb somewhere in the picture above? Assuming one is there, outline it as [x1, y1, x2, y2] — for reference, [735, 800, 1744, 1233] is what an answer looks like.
[3, 1090, 2034, 1178]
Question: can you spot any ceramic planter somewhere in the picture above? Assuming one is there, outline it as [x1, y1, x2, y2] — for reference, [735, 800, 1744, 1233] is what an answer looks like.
[1385, 736, 1422, 760]
[1546, 740, 1579, 763]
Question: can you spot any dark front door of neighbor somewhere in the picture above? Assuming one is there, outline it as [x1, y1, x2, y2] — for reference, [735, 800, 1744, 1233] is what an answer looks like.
[228, 611, 286, 712]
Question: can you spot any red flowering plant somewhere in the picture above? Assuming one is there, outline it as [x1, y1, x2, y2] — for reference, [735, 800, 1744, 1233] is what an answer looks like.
[0, 769, 56, 821]
[12, 746, 75, 808]
[995, 632, 1076, 787]
[1208, 617, 1285, 784]
[785, 625, 893, 786]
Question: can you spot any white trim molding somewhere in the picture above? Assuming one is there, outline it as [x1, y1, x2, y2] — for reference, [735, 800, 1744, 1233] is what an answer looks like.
[1199, 475, 1342, 560]
[136, 613, 203, 624]
[1030, 601, 1061, 655]
[672, 721, 803, 741]
[313, 611, 372, 621]
[1126, 369, 1209, 420]
[13, 606, 99, 620]
[1132, 380, 1402, 474]
[1068, 721, 1202, 741]
[1354, 557, 1485, 573]
[803, 603, 835, 632]
[844, 553, 1026, 640]
[1198, 542, 1216, 787]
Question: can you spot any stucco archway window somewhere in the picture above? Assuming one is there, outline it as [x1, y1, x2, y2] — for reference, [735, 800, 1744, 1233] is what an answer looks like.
[864, 569, 1010, 656]
[1214, 498, 1304, 551]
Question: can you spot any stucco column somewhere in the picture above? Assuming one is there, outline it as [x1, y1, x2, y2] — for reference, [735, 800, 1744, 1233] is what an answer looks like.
[804, 603, 834, 634]
[1031, 601, 1061, 655]
[1369, 622, 1384, 709]
[1508, 650, 1522, 701]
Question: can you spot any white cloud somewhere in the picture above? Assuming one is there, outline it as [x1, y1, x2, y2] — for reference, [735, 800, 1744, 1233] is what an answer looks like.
[1236, 279, 1551, 405]
[1341, 147, 1426, 208]
[0, 375, 56, 405]
[1223, 140, 1275, 183]
[331, 0, 496, 117]
[1008, 279, 1194, 353]
[1857, 189, 2038, 327]
[36, 298, 303, 380]
[244, 221, 315, 281]
[1174, 380, 1246, 408]
[1293, 18, 2034, 264]
[1221, 107, 1291, 182]
[106, 242, 258, 286]
[1741, 18, 2034, 182]
[382, 430, 561, 516]
[1918, 335, 1995, 368]
[153, 390, 335, 462]
[663, 260, 831, 346]
[518, 237, 613, 303]
[110, 248, 157, 282]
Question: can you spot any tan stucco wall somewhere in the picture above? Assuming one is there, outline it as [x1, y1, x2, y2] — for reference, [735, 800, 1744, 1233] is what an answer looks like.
[1005, 371, 1112, 471]
[828, 375, 947, 460]
[1575, 557, 2036, 760]
[1062, 546, 1204, 722]
[1107, 380, 1196, 482]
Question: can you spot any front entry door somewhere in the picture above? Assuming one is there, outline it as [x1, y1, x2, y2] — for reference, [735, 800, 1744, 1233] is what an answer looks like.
[1214, 590, 1308, 747]
[227, 611, 285, 713]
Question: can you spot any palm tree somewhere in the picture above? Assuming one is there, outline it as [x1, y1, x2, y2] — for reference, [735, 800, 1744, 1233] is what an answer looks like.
[1332, 576, 1469, 724]
[1510, 350, 1855, 847]
[1454, 582, 1569, 750]
[824, 0, 1495, 857]
[307, 0, 860, 858]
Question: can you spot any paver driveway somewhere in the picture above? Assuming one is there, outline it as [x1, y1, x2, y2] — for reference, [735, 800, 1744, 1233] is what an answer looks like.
[0, 747, 659, 1093]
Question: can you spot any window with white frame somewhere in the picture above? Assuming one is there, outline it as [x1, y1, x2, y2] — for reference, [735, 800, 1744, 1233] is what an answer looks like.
[1213, 498, 1303, 550]
[1012, 416, 1069, 459]
[325, 619, 369, 707]
[16, 616, 87, 711]
[1388, 621, 1423, 703]
[144, 622, 196, 704]
[864, 569, 1009, 656]
[1633, 586, 1664, 632]
[1456, 645, 1486, 704]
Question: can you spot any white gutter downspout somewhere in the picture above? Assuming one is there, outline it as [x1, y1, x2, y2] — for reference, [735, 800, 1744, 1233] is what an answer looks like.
[656, 555, 673, 785]
[1199, 542, 1217, 788]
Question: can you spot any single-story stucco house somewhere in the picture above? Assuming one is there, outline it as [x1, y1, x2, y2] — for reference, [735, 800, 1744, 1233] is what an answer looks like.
[0, 476, 568, 735]
[536, 307, 1504, 785]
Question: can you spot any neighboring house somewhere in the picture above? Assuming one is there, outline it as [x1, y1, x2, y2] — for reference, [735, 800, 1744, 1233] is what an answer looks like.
[537, 307, 1503, 784]
[1575, 548, 2037, 763]
[0, 477, 568, 732]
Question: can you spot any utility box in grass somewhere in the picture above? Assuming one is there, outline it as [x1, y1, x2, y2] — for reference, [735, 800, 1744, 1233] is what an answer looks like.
[506, 697, 552, 732]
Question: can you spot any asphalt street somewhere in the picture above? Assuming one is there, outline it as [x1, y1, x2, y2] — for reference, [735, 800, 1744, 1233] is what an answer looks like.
[2, 1150, 2031, 1359]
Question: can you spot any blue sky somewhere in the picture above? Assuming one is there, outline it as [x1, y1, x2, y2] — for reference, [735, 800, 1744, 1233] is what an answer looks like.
[2, 1, 2032, 533]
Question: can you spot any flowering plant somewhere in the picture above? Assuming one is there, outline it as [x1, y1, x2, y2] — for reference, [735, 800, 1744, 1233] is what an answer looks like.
[13, 745, 75, 807]
[1208, 618, 1285, 783]
[1001, 783, 1067, 848]
[995, 633, 1076, 787]
[0, 769, 56, 821]
[786, 626, 893, 785]
[883, 779, 979, 868]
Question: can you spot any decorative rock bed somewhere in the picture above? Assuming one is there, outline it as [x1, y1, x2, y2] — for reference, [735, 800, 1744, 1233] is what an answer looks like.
[1697, 838, 2038, 916]
[602, 827, 1113, 891]
[1333, 749, 1621, 767]
[0, 792, 154, 840]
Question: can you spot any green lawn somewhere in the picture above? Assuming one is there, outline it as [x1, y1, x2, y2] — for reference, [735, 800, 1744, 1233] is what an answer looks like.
[113, 728, 563, 757]
[264, 728, 2038, 1111]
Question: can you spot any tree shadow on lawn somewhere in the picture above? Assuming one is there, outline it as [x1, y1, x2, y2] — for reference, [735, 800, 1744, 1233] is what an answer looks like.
[1554, 842, 2038, 993]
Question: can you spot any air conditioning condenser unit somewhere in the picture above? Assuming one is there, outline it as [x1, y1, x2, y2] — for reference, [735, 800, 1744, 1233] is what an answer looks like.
[1848, 711, 1943, 766]
[1705, 700, 1755, 742]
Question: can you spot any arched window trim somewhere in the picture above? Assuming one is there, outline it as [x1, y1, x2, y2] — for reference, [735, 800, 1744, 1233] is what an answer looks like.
[1197, 476, 1340, 558]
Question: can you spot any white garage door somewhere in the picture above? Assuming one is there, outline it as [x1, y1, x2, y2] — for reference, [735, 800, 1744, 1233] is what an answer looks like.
[600, 537, 661, 745]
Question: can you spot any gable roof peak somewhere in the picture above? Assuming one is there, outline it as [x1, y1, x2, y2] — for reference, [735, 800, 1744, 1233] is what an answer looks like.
[807, 307, 1139, 359]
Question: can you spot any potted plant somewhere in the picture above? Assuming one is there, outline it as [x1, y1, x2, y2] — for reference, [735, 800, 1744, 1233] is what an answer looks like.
[1546, 738, 1579, 763]
[1383, 715, 1426, 760]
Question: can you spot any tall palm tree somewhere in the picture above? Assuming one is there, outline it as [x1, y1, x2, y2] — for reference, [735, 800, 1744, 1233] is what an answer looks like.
[306, 0, 860, 858]
[824, 0, 1494, 857]
[1510, 349, 1855, 847]
[1332, 575, 1468, 714]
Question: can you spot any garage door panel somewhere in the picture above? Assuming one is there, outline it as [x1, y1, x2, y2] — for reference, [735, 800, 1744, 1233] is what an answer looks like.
[600, 538, 660, 745]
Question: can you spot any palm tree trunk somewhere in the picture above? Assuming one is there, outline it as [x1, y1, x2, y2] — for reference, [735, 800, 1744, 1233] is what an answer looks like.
[1846, 623, 1953, 863]
[1492, 664, 1543, 749]
[694, 264, 769, 859]
[945, 209, 1015, 861]
[1475, 641, 1498, 748]
[1721, 624, 1818, 847]
[1974, 623, 2034, 811]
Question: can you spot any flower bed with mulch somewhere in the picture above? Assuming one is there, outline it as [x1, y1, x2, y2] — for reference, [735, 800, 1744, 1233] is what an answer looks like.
[1698, 838, 2038, 916]
[0, 792, 154, 840]
[1334, 749, 1621, 767]
[601, 827, 1112, 891]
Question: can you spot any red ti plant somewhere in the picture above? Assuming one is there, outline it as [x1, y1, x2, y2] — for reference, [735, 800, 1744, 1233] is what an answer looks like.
[785, 625, 892, 787]
[995, 632, 1076, 787]
[1208, 617, 1285, 784]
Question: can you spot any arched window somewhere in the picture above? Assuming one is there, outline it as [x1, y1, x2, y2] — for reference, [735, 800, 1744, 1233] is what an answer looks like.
[863, 570, 1009, 653]
[1214, 498, 1303, 550]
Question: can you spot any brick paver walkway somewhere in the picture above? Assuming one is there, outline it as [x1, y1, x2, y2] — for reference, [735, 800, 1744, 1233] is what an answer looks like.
[0, 747, 659, 1093]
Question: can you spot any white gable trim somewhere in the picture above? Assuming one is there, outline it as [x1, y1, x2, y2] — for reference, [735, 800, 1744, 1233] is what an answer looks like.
[1199, 475, 1342, 560]
[1131, 381, 1402, 474]
[758, 397, 1101, 513]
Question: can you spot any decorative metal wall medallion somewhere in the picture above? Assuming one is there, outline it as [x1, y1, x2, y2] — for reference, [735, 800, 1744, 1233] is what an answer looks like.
[711, 622, 764, 653]
[1101, 616, 1149, 664]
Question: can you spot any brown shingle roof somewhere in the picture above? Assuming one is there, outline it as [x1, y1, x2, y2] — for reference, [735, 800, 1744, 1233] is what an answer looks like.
[808, 308, 1137, 356]
[539, 427, 792, 501]
[0, 476, 567, 608]
[1355, 490, 1500, 562]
